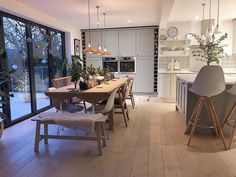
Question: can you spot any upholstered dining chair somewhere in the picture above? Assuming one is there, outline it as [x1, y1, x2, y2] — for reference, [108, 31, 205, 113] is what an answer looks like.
[184, 65, 227, 150]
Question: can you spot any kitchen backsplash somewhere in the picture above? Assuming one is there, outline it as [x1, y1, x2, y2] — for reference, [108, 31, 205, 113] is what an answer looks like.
[221, 56, 236, 68]
[159, 57, 190, 69]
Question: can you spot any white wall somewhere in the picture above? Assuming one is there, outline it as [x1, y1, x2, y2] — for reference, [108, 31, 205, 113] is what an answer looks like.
[0, 0, 81, 59]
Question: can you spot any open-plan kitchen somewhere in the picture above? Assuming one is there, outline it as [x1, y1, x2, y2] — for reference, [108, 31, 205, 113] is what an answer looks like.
[1, 0, 236, 177]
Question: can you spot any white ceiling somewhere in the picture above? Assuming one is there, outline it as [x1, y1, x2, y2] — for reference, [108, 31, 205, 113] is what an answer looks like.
[20, 0, 161, 29]
[169, 0, 236, 22]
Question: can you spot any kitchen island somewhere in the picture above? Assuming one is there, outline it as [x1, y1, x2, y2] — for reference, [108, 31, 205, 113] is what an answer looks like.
[176, 74, 236, 135]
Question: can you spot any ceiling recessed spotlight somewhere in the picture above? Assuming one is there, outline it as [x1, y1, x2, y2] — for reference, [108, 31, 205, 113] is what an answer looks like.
[194, 16, 200, 20]
[127, 20, 131, 23]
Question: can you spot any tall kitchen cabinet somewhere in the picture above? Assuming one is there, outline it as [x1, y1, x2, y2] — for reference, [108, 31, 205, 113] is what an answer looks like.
[118, 30, 136, 56]
[135, 29, 154, 93]
[102, 30, 119, 56]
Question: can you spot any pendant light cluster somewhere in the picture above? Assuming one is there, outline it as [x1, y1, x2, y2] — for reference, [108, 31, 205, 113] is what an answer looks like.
[84, 0, 111, 56]
[202, 0, 221, 41]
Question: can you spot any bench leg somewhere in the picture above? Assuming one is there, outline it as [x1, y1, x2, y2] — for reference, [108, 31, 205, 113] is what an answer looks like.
[95, 123, 102, 155]
[34, 121, 41, 152]
[44, 123, 48, 144]
[100, 123, 106, 147]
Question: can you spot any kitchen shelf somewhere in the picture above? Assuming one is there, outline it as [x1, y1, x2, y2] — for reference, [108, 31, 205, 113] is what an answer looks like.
[159, 50, 190, 57]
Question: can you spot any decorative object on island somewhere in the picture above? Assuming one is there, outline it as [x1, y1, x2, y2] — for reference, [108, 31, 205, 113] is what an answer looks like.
[84, 0, 96, 54]
[74, 39, 80, 56]
[190, 32, 227, 65]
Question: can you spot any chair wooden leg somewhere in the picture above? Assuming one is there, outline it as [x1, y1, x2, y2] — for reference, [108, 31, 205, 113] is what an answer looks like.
[209, 99, 227, 150]
[221, 102, 236, 129]
[207, 98, 219, 137]
[44, 123, 48, 144]
[184, 98, 202, 134]
[187, 97, 204, 146]
[124, 102, 129, 121]
[228, 123, 236, 149]
[34, 121, 41, 152]
[95, 123, 102, 155]
[83, 101, 87, 113]
[100, 123, 106, 147]
[121, 105, 128, 127]
[130, 94, 135, 109]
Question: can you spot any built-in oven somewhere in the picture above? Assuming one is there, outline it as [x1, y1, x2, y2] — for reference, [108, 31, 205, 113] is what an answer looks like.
[102, 57, 118, 73]
[119, 56, 136, 73]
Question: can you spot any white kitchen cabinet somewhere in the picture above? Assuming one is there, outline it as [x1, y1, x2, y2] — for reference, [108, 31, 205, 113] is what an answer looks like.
[158, 74, 171, 98]
[136, 29, 154, 57]
[136, 59, 154, 92]
[102, 30, 118, 56]
[86, 57, 102, 68]
[118, 30, 136, 56]
[158, 73, 177, 101]
[170, 74, 177, 99]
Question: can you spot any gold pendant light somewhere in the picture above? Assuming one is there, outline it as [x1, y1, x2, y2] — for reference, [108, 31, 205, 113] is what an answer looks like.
[95, 6, 104, 55]
[102, 13, 111, 55]
[84, 0, 96, 54]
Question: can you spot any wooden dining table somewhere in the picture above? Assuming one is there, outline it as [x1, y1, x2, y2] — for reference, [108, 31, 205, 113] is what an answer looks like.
[45, 77, 129, 130]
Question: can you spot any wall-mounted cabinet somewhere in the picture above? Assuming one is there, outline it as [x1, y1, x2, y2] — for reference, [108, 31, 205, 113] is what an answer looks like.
[102, 30, 119, 56]
[118, 30, 136, 56]
[136, 29, 154, 57]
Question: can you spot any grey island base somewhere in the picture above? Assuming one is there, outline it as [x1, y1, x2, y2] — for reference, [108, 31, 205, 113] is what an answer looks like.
[176, 74, 236, 135]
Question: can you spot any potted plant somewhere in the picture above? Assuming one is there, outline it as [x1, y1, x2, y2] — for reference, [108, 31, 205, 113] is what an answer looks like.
[0, 69, 14, 139]
[190, 33, 228, 65]
[63, 55, 83, 89]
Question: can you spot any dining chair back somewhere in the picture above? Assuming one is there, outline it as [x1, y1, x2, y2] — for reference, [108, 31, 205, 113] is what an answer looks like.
[100, 88, 119, 114]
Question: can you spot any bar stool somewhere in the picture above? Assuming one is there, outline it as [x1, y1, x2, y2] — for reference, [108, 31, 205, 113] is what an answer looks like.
[184, 65, 227, 150]
[221, 83, 236, 149]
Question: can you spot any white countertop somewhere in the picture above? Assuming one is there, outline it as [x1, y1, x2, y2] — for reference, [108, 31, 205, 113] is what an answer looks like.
[177, 73, 236, 84]
[159, 70, 195, 74]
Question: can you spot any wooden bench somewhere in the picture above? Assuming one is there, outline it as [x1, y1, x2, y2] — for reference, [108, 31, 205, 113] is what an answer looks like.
[32, 112, 107, 155]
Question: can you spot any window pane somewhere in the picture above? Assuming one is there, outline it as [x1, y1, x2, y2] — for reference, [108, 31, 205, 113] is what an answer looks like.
[50, 31, 64, 78]
[32, 26, 50, 110]
[3, 17, 32, 120]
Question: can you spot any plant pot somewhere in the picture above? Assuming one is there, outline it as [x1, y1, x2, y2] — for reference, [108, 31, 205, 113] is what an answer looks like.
[0, 120, 4, 139]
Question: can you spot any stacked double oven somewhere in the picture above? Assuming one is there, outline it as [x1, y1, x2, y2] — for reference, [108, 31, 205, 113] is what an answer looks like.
[102, 56, 136, 74]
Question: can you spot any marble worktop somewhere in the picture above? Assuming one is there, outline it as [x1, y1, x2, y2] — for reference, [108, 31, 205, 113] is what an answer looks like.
[176, 73, 236, 84]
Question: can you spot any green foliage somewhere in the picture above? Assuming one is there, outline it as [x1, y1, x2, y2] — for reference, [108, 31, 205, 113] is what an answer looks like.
[86, 64, 96, 76]
[190, 33, 228, 65]
[0, 69, 15, 120]
[62, 55, 83, 85]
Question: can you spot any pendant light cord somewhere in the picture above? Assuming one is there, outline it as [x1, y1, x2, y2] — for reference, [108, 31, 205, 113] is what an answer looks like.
[88, 0, 91, 42]
[208, 0, 211, 32]
[217, 0, 220, 25]
[103, 13, 106, 48]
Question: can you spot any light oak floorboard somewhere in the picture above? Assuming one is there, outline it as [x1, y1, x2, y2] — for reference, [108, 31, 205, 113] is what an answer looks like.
[1, 101, 236, 177]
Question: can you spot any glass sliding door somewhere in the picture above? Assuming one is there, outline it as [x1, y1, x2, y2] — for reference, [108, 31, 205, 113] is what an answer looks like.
[3, 17, 32, 120]
[50, 31, 64, 78]
[31, 26, 50, 110]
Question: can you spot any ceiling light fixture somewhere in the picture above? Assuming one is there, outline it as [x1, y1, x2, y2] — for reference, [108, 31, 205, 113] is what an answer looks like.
[213, 0, 221, 34]
[84, 0, 96, 54]
[201, 3, 206, 42]
[206, 0, 213, 42]
[102, 12, 111, 56]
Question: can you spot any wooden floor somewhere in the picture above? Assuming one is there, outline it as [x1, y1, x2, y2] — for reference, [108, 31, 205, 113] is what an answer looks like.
[1, 99, 236, 177]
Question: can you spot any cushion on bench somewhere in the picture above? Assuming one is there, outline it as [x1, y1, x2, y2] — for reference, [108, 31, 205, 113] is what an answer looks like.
[36, 112, 107, 132]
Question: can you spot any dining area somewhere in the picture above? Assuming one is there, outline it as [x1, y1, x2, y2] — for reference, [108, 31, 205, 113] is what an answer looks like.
[32, 74, 135, 155]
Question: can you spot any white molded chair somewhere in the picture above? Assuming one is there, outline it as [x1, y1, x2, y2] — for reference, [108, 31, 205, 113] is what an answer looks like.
[185, 65, 227, 150]
[221, 82, 236, 149]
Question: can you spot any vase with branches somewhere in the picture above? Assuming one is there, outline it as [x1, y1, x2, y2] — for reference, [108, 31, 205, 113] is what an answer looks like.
[190, 33, 228, 65]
